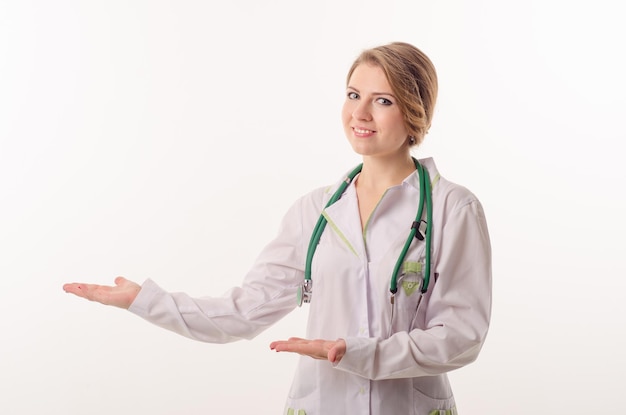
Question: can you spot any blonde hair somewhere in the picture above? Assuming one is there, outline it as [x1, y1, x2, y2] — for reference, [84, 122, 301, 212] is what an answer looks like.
[346, 42, 438, 146]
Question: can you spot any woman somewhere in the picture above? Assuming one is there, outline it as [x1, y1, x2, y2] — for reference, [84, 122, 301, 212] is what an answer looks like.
[64, 42, 492, 415]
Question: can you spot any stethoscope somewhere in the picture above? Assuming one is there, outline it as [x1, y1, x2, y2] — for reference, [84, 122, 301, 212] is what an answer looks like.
[297, 157, 433, 307]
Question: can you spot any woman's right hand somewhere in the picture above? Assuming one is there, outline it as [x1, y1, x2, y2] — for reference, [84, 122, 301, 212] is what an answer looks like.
[63, 276, 141, 309]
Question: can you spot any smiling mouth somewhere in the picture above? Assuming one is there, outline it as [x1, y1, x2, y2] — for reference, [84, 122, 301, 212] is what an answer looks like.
[353, 127, 375, 134]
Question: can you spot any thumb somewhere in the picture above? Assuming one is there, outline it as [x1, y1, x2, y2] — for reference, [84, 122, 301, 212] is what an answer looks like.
[114, 276, 128, 286]
[328, 339, 346, 364]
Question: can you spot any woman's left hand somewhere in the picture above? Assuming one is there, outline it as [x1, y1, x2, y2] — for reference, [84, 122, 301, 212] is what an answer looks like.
[270, 337, 346, 363]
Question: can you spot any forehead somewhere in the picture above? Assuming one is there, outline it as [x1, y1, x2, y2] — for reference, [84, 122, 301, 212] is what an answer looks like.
[348, 63, 393, 93]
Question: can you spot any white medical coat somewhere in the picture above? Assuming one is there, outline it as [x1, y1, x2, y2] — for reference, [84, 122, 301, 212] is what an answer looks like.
[129, 157, 492, 415]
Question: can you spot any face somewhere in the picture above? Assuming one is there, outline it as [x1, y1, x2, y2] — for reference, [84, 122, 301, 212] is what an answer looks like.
[342, 63, 409, 160]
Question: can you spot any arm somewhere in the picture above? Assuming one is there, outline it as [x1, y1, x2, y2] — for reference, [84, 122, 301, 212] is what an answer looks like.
[64, 196, 308, 344]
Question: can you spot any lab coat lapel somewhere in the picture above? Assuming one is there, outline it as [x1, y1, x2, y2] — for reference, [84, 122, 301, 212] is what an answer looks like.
[322, 183, 366, 258]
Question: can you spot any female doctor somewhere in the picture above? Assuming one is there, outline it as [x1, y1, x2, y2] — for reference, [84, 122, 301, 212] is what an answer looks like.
[64, 42, 492, 415]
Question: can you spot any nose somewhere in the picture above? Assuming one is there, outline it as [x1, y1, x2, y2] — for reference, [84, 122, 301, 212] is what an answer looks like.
[352, 101, 372, 121]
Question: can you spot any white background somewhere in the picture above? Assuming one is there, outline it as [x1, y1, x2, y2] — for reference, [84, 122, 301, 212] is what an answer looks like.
[1, 1, 625, 414]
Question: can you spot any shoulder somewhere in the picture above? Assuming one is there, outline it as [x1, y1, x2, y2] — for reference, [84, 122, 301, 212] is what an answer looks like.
[280, 183, 336, 227]
[290, 166, 358, 216]
[420, 157, 486, 217]
[294, 185, 331, 214]
[435, 177, 481, 211]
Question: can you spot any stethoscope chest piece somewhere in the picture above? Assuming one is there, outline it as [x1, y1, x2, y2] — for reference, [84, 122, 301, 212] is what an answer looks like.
[296, 279, 313, 306]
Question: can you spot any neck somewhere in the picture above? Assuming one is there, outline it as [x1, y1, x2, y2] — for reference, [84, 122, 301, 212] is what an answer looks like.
[356, 154, 416, 192]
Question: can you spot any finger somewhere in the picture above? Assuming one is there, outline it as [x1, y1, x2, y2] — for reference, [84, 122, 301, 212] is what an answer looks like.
[269, 337, 306, 350]
[62, 283, 95, 299]
[270, 339, 329, 360]
[63, 282, 112, 304]
[327, 343, 340, 363]
[272, 342, 303, 353]
[270, 340, 298, 352]
[328, 348, 336, 363]
[328, 339, 346, 363]
[269, 340, 290, 350]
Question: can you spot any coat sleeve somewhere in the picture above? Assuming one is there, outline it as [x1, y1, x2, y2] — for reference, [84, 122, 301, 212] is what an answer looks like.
[335, 198, 492, 379]
[127, 196, 307, 343]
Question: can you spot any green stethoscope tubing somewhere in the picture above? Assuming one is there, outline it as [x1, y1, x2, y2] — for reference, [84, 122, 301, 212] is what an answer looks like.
[390, 159, 433, 294]
[303, 158, 433, 302]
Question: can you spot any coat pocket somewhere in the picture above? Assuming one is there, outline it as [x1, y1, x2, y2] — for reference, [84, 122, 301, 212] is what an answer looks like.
[413, 386, 456, 415]
[284, 357, 319, 415]
[391, 261, 425, 332]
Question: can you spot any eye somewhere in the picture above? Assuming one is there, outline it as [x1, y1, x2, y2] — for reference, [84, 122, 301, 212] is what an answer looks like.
[347, 91, 359, 100]
[376, 97, 393, 106]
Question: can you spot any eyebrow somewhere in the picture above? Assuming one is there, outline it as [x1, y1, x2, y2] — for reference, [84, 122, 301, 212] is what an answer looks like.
[347, 86, 396, 98]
